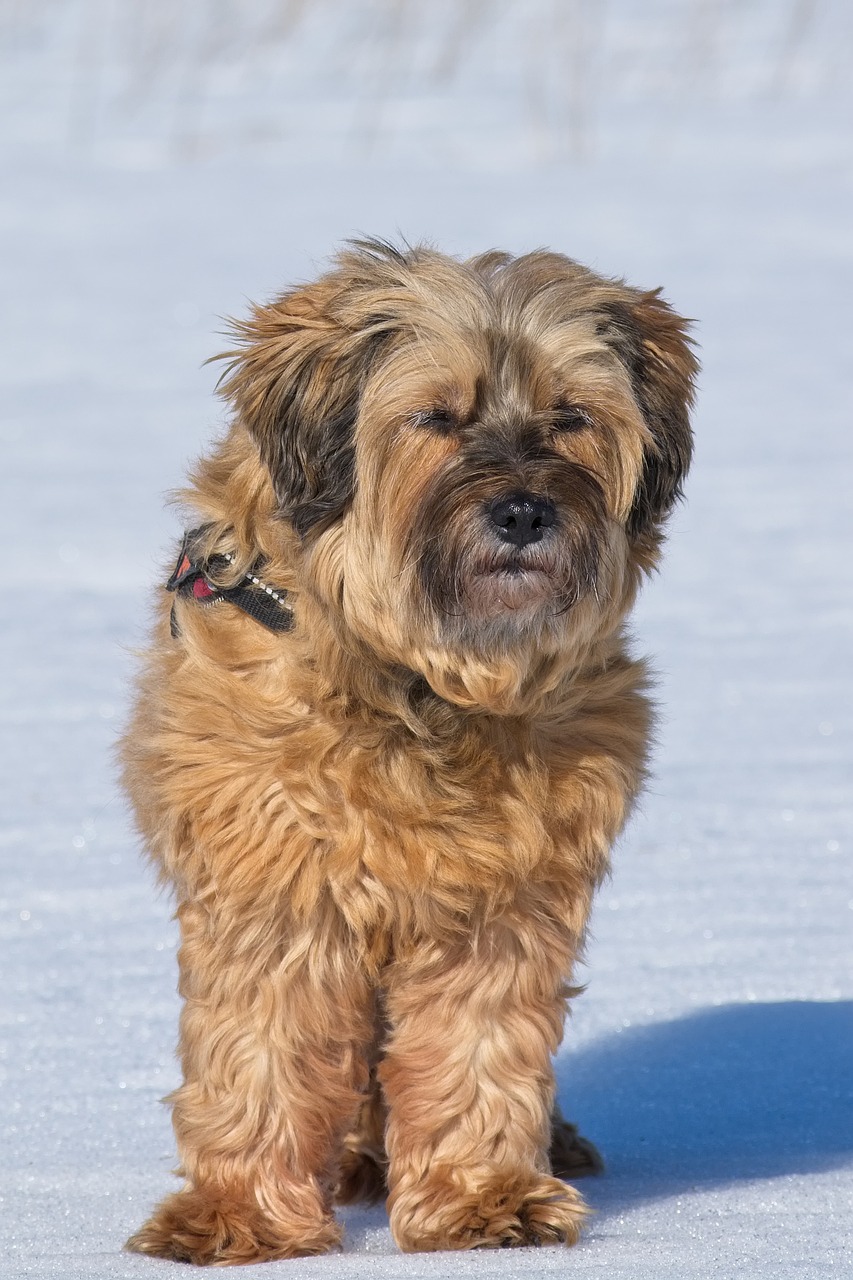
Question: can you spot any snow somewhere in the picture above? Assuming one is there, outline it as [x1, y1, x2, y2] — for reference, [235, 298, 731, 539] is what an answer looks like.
[1, 3, 852, 1276]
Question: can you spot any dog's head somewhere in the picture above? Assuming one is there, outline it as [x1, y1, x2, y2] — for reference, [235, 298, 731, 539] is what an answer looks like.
[218, 240, 697, 709]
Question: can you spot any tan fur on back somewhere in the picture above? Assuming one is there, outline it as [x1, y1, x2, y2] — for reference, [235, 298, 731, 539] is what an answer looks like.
[122, 241, 696, 1263]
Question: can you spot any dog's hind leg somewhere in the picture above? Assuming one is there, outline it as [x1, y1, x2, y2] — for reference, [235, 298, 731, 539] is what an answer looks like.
[126, 898, 374, 1265]
[335, 1064, 389, 1206]
[549, 1101, 604, 1178]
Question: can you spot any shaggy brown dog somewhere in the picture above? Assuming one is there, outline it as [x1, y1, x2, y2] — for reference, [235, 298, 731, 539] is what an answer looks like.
[122, 240, 696, 1264]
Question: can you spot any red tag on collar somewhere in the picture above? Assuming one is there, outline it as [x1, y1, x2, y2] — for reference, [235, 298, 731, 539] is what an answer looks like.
[192, 576, 216, 600]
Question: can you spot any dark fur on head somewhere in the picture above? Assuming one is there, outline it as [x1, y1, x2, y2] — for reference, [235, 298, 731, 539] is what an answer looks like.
[597, 294, 696, 542]
[217, 266, 396, 536]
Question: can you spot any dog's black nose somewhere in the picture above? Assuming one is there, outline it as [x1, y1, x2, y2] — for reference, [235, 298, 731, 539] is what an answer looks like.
[487, 493, 556, 548]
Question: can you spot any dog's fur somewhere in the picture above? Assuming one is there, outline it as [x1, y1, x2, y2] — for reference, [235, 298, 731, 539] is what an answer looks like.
[122, 240, 696, 1263]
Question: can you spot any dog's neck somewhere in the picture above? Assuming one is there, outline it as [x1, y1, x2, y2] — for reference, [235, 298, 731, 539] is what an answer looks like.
[290, 588, 637, 733]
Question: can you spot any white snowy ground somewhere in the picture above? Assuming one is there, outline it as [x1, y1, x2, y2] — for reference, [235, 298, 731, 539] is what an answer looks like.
[2, 7, 852, 1278]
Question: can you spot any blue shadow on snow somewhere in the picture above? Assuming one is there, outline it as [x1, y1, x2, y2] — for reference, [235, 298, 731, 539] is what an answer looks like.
[557, 999, 853, 1204]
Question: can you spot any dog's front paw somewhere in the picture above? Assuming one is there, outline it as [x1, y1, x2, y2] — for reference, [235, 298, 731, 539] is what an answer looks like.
[126, 1185, 340, 1265]
[390, 1171, 588, 1252]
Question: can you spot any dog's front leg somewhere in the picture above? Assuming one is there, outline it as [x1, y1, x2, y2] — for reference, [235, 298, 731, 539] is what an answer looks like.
[127, 899, 373, 1265]
[380, 918, 588, 1252]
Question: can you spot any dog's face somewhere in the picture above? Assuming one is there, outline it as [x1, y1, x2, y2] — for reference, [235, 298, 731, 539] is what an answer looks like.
[219, 242, 697, 709]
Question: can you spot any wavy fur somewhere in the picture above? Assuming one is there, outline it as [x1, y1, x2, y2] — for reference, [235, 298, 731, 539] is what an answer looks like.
[122, 240, 696, 1263]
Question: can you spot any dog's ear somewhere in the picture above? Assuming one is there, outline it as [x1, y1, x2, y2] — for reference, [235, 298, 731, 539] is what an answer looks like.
[603, 290, 698, 540]
[216, 277, 393, 536]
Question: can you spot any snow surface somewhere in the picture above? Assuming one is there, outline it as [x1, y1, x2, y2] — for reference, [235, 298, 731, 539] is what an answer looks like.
[2, 4, 852, 1277]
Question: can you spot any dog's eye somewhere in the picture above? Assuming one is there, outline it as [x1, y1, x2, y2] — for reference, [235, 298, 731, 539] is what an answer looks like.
[412, 407, 457, 433]
[553, 403, 592, 433]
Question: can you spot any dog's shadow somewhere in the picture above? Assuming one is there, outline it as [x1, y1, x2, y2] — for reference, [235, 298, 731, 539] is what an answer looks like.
[342, 1000, 853, 1246]
[557, 999, 853, 1210]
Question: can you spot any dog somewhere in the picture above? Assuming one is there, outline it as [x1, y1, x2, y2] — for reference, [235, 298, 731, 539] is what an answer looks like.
[121, 239, 696, 1263]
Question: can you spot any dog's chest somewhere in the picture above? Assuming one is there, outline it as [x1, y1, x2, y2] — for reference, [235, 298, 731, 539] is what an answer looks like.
[313, 716, 575, 898]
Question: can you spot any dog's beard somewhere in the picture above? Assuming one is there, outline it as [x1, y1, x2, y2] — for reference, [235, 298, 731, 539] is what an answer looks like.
[410, 458, 609, 648]
[465, 549, 572, 619]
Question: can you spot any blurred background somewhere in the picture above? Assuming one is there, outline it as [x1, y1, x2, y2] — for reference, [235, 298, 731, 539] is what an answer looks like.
[3, 0, 849, 166]
[2, 3, 852, 1278]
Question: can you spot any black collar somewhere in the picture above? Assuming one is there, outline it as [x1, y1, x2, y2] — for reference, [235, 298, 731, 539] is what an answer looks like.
[166, 526, 294, 637]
